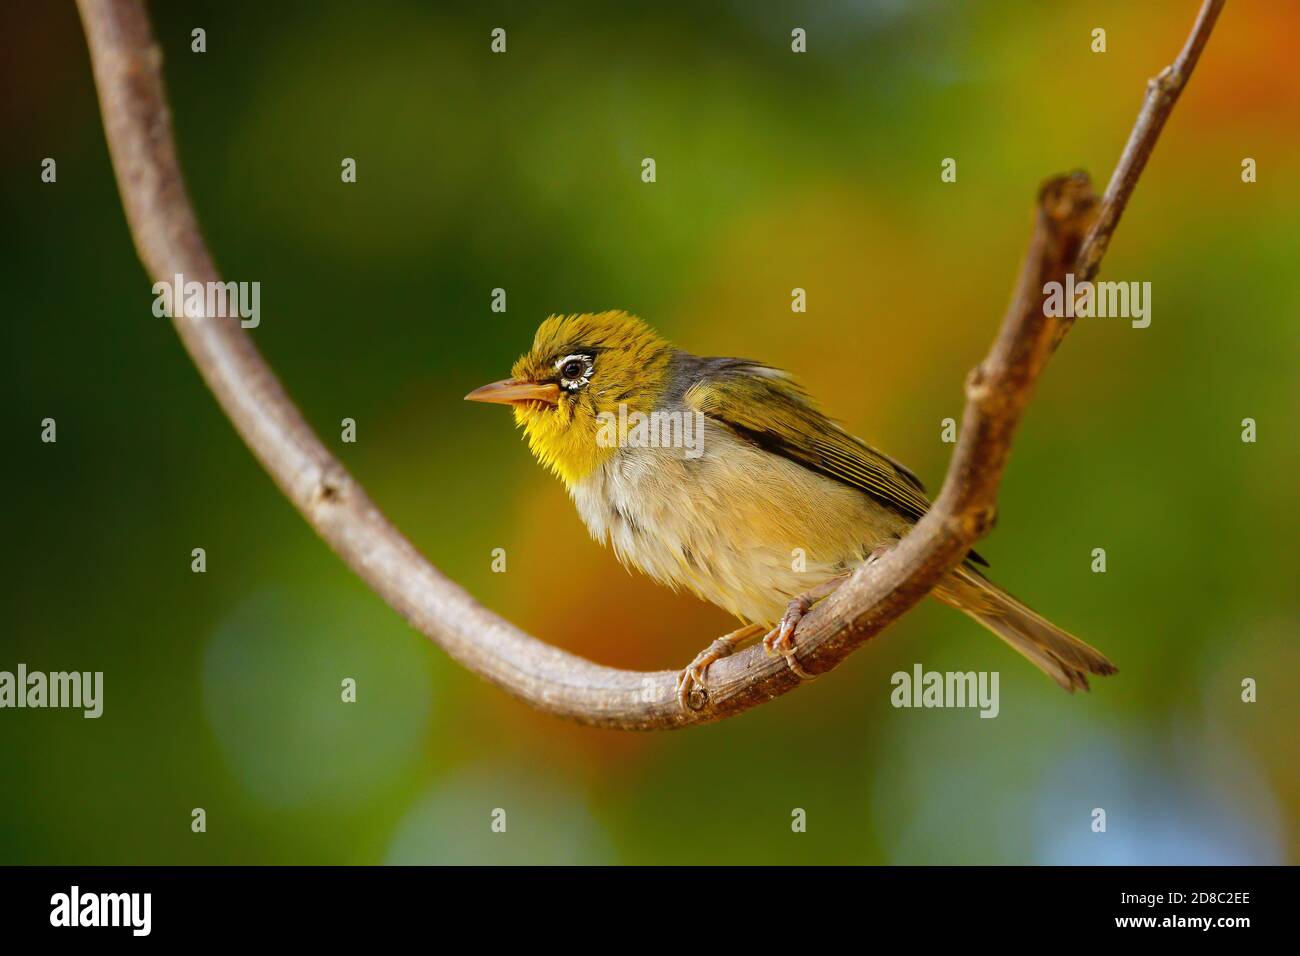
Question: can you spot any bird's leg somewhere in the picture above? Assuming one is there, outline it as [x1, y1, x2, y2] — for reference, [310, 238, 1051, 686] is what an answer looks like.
[676, 622, 767, 711]
[763, 576, 847, 679]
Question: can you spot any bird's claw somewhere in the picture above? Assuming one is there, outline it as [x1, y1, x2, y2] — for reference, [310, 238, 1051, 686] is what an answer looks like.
[676, 636, 738, 711]
[763, 597, 815, 680]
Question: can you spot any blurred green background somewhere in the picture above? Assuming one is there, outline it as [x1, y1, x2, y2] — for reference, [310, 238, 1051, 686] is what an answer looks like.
[2, 0, 1296, 865]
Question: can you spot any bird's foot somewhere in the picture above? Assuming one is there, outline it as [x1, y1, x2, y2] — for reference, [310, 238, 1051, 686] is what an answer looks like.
[867, 543, 893, 564]
[676, 623, 766, 711]
[762, 576, 849, 679]
[763, 596, 816, 680]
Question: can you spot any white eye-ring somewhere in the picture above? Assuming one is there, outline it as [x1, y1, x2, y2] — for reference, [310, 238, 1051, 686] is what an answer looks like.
[556, 353, 593, 391]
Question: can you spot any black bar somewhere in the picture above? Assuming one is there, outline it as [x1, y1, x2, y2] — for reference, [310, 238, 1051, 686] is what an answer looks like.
[0, 865, 1290, 942]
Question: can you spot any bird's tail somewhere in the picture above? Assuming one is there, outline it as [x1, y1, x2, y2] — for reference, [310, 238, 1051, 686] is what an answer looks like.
[932, 566, 1117, 692]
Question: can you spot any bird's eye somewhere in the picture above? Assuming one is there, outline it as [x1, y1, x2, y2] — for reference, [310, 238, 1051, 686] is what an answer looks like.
[556, 355, 593, 389]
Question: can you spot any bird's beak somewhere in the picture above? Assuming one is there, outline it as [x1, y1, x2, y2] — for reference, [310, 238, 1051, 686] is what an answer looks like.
[464, 378, 561, 406]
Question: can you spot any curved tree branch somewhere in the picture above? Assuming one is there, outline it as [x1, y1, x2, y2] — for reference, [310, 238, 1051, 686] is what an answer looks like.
[76, 0, 1224, 729]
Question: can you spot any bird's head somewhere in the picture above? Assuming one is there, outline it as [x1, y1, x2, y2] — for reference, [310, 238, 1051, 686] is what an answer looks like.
[465, 311, 673, 485]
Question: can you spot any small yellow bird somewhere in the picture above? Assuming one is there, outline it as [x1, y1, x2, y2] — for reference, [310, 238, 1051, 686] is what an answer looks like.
[467, 311, 1116, 709]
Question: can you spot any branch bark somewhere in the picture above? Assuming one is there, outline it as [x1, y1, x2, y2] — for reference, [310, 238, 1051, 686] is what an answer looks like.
[76, 0, 1224, 729]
